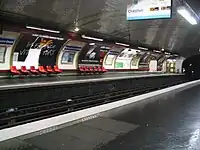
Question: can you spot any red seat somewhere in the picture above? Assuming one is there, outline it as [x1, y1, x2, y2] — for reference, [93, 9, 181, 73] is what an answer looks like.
[54, 66, 62, 73]
[38, 66, 47, 74]
[30, 66, 39, 74]
[84, 66, 89, 72]
[89, 66, 94, 72]
[102, 66, 107, 73]
[46, 66, 54, 73]
[79, 66, 85, 72]
[10, 66, 20, 75]
[21, 66, 29, 75]
[93, 66, 98, 72]
[97, 66, 102, 72]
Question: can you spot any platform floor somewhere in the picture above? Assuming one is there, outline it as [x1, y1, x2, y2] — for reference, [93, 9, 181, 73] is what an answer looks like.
[0, 81, 200, 150]
[0, 72, 177, 90]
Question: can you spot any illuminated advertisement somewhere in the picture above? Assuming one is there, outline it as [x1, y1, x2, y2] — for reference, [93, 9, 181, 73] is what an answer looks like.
[100, 46, 110, 65]
[131, 55, 140, 67]
[105, 54, 116, 65]
[79, 43, 110, 65]
[158, 54, 171, 66]
[104, 46, 124, 66]
[115, 48, 137, 69]
[79, 44, 101, 65]
[13, 33, 65, 67]
[61, 45, 82, 64]
[0, 37, 15, 63]
[127, 0, 172, 20]
[61, 51, 75, 64]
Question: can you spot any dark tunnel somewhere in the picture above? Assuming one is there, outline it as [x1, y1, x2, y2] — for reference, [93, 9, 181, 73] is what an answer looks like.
[183, 54, 200, 79]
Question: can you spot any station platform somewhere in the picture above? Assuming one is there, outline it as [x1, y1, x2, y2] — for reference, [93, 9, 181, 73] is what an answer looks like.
[0, 72, 178, 90]
[0, 78, 199, 150]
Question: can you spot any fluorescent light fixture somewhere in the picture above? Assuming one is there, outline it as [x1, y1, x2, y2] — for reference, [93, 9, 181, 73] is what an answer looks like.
[177, 7, 197, 25]
[82, 35, 103, 42]
[154, 50, 161, 53]
[74, 27, 80, 32]
[26, 26, 60, 33]
[89, 43, 95, 46]
[32, 34, 64, 40]
[165, 52, 170, 55]
[115, 42, 129, 47]
[138, 47, 148, 50]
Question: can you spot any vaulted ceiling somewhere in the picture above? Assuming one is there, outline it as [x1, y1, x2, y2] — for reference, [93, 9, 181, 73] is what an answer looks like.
[1, 0, 200, 57]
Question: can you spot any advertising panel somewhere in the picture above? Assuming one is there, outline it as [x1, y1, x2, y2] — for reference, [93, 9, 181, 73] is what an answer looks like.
[58, 40, 86, 69]
[158, 54, 171, 66]
[127, 0, 172, 20]
[78, 43, 110, 65]
[136, 51, 147, 64]
[61, 51, 76, 64]
[61, 45, 83, 64]
[131, 54, 140, 68]
[0, 37, 15, 63]
[104, 46, 124, 66]
[115, 48, 138, 69]
[13, 33, 65, 67]
[105, 54, 116, 65]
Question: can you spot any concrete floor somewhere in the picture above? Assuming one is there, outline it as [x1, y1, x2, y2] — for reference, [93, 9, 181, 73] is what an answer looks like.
[1, 81, 199, 150]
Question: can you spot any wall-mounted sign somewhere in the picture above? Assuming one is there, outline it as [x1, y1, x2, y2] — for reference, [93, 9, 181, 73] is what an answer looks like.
[127, 0, 172, 20]
[0, 38, 15, 46]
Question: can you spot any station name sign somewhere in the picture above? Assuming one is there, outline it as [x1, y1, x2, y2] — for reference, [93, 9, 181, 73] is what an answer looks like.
[127, 0, 172, 20]
[0, 38, 15, 45]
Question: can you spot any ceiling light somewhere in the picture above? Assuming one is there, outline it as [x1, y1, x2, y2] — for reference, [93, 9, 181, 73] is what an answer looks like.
[32, 34, 64, 40]
[177, 7, 197, 25]
[138, 47, 148, 50]
[82, 35, 104, 41]
[74, 27, 80, 32]
[89, 43, 95, 45]
[26, 26, 60, 33]
[154, 50, 161, 53]
[115, 42, 129, 47]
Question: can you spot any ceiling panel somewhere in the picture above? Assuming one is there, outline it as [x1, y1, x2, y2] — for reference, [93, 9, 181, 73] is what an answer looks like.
[1, 0, 200, 57]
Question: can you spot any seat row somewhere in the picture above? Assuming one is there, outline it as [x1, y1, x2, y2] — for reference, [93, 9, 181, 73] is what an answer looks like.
[79, 66, 107, 74]
[10, 65, 62, 76]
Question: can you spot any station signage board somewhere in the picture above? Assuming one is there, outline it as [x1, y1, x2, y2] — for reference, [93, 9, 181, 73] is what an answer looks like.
[127, 0, 172, 20]
[0, 38, 15, 46]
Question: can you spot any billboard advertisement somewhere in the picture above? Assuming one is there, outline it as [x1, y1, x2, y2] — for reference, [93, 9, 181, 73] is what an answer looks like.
[127, 0, 172, 20]
[0, 37, 15, 63]
[78, 43, 110, 65]
[61, 45, 83, 64]
[104, 46, 124, 65]
[13, 33, 65, 68]
[115, 48, 137, 69]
